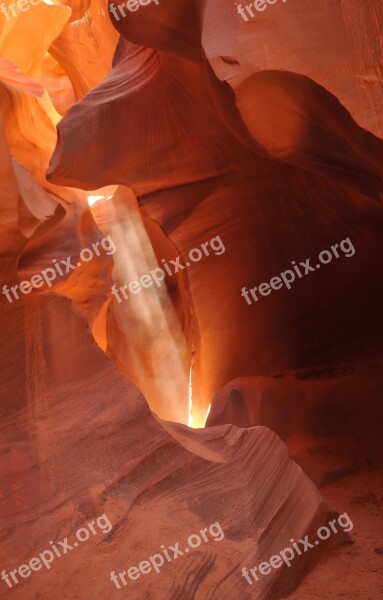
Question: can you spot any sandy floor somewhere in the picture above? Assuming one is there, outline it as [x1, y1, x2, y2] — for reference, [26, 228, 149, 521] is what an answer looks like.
[288, 469, 383, 599]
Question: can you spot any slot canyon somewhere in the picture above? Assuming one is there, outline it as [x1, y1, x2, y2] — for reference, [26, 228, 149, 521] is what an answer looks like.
[0, 0, 382, 598]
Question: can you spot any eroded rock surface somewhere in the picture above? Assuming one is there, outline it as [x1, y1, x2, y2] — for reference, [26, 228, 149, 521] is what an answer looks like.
[0, 1, 382, 598]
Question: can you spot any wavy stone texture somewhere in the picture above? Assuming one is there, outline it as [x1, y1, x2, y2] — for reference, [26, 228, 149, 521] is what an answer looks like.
[47, 0, 383, 425]
[0, 290, 349, 600]
[204, 0, 383, 138]
[206, 365, 383, 486]
[0, 0, 382, 599]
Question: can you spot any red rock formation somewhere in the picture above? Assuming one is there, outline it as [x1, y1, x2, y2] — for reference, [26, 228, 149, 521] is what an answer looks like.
[48, 1, 383, 428]
[0, 291, 350, 600]
[1, 0, 382, 598]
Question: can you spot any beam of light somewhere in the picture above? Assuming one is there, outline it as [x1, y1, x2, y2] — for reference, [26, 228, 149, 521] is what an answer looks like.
[189, 404, 211, 429]
[88, 185, 190, 425]
[188, 366, 193, 428]
[187, 368, 211, 429]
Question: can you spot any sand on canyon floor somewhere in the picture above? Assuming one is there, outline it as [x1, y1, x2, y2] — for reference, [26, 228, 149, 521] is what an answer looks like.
[289, 469, 383, 600]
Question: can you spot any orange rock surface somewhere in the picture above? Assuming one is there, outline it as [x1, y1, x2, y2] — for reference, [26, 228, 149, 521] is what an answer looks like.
[0, 1, 382, 598]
